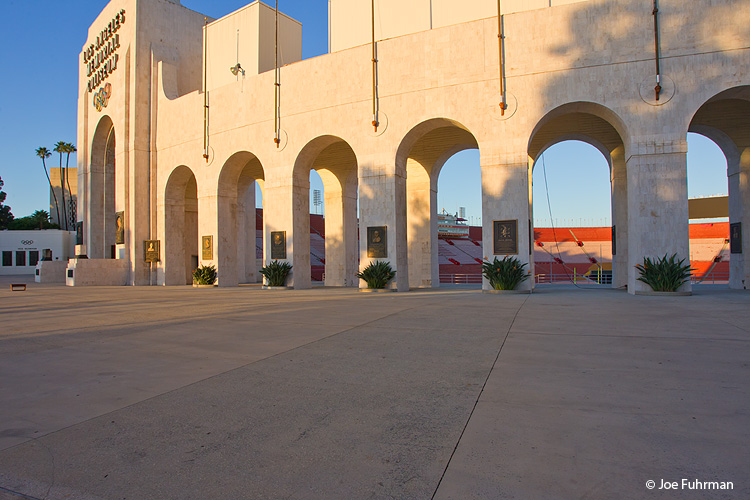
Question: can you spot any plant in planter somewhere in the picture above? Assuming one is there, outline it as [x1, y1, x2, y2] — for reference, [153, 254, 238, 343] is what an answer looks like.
[635, 253, 693, 292]
[260, 260, 293, 287]
[482, 256, 529, 291]
[192, 264, 217, 286]
[356, 260, 396, 289]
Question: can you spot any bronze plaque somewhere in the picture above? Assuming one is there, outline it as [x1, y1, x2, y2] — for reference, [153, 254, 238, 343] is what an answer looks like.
[730, 222, 742, 254]
[202, 235, 213, 260]
[612, 225, 616, 256]
[271, 231, 287, 259]
[367, 226, 387, 258]
[76, 222, 83, 245]
[493, 219, 518, 255]
[144, 240, 160, 263]
[115, 211, 125, 244]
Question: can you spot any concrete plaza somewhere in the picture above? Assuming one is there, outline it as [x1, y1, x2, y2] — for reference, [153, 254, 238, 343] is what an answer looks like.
[0, 277, 748, 499]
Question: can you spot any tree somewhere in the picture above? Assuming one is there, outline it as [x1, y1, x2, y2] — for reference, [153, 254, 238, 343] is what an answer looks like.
[0, 176, 13, 229]
[63, 142, 77, 228]
[54, 141, 68, 230]
[36, 147, 61, 228]
[8, 210, 59, 231]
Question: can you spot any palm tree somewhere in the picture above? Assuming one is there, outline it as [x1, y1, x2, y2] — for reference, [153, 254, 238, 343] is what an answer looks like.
[31, 210, 51, 230]
[63, 142, 77, 228]
[35, 147, 60, 227]
[53, 141, 68, 230]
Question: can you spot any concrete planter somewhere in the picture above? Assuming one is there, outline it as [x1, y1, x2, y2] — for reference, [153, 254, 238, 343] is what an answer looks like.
[634, 290, 692, 296]
[263, 286, 293, 290]
[359, 288, 396, 293]
[192, 284, 216, 288]
[483, 289, 531, 295]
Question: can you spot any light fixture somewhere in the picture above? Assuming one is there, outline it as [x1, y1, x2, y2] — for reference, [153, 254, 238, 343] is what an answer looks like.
[230, 63, 244, 76]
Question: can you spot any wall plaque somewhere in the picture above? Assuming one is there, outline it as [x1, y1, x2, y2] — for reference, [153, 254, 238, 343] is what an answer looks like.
[144, 240, 160, 262]
[493, 219, 518, 255]
[612, 225, 616, 256]
[76, 222, 83, 245]
[367, 226, 387, 258]
[730, 222, 742, 254]
[271, 231, 287, 259]
[115, 211, 125, 244]
[202, 235, 213, 260]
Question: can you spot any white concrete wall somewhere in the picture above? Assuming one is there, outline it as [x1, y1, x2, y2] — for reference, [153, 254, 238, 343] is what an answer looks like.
[0, 230, 75, 276]
[330, 0, 589, 52]
[79, 0, 750, 293]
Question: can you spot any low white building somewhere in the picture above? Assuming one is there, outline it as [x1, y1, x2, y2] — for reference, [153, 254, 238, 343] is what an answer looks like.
[0, 230, 75, 275]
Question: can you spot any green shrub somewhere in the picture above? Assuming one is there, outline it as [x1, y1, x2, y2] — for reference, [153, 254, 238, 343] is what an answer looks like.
[356, 260, 396, 289]
[482, 256, 529, 290]
[260, 260, 293, 287]
[635, 254, 693, 292]
[192, 264, 217, 285]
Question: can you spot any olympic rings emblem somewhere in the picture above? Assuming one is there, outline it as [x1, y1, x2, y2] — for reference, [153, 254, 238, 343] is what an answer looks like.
[21, 240, 34, 245]
[93, 83, 112, 112]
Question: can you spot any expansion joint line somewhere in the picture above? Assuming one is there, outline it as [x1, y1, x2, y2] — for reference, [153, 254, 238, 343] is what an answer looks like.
[430, 294, 530, 499]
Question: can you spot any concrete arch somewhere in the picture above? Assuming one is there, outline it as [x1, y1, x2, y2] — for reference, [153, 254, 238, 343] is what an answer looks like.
[527, 102, 629, 288]
[688, 86, 750, 289]
[163, 165, 198, 286]
[216, 151, 265, 287]
[397, 118, 480, 288]
[88, 115, 116, 259]
[291, 136, 359, 288]
[528, 102, 630, 162]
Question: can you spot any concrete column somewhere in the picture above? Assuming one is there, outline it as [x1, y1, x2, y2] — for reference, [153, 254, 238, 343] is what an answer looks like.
[358, 160, 409, 291]
[626, 142, 691, 294]
[406, 161, 436, 288]
[323, 174, 358, 286]
[611, 146, 628, 289]
[264, 181, 309, 289]
[237, 179, 257, 284]
[215, 190, 238, 287]
[728, 147, 750, 289]
[480, 157, 533, 292]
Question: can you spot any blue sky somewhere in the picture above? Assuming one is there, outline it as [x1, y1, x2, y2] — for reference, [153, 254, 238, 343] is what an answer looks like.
[0, 0, 728, 225]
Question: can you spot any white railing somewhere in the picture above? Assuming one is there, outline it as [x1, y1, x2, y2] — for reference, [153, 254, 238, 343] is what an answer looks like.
[440, 272, 732, 286]
[439, 274, 483, 284]
[691, 272, 729, 284]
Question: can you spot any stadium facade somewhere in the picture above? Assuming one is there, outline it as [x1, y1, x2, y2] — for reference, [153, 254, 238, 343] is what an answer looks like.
[73, 0, 750, 293]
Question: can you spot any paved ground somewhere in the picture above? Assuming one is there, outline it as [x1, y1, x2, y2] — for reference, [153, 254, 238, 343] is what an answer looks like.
[0, 276, 748, 499]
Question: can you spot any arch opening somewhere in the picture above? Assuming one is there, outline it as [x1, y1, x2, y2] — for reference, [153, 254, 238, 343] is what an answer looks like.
[400, 119, 480, 289]
[527, 104, 628, 288]
[88, 116, 117, 259]
[292, 136, 359, 289]
[164, 166, 198, 285]
[217, 152, 265, 287]
[687, 86, 750, 289]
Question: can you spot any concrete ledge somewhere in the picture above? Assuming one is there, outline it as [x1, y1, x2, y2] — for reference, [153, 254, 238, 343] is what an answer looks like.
[483, 289, 532, 294]
[263, 286, 293, 290]
[634, 290, 692, 296]
[359, 288, 396, 293]
[192, 284, 217, 288]
[35, 261, 69, 283]
[66, 259, 130, 286]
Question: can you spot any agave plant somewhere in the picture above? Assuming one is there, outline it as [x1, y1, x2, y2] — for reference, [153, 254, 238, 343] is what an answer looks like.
[192, 264, 217, 285]
[356, 260, 396, 289]
[260, 260, 293, 287]
[482, 256, 529, 291]
[635, 254, 693, 292]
